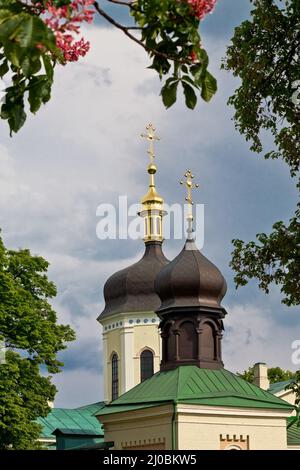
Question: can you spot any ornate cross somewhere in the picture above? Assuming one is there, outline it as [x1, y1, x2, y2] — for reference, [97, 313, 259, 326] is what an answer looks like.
[180, 169, 199, 208]
[141, 123, 160, 164]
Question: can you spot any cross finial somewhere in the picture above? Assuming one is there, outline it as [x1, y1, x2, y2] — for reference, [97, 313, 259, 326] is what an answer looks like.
[141, 123, 160, 164]
[180, 170, 199, 211]
[180, 170, 199, 237]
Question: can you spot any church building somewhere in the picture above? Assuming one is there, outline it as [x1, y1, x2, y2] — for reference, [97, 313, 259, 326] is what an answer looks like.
[38, 125, 300, 450]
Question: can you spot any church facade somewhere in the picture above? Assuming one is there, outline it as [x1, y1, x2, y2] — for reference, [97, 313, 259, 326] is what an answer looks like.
[95, 125, 299, 450]
[38, 125, 300, 450]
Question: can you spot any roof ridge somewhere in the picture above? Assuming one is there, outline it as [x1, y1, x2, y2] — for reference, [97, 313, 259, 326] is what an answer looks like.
[178, 392, 294, 405]
[76, 401, 105, 409]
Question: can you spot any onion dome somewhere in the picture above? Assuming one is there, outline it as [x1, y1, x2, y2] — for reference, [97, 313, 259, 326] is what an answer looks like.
[155, 238, 227, 315]
[98, 242, 168, 319]
[155, 169, 227, 314]
[155, 170, 227, 371]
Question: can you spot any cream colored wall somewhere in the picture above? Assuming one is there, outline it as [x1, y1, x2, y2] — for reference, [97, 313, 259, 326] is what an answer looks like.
[101, 313, 161, 402]
[99, 405, 173, 450]
[276, 389, 297, 406]
[133, 324, 161, 383]
[98, 404, 292, 450]
[176, 405, 290, 450]
[105, 329, 122, 402]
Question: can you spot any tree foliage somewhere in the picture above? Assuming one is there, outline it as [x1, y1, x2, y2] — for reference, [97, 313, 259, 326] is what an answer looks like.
[0, 234, 75, 449]
[231, 205, 300, 306]
[223, 0, 300, 175]
[0, 0, 59, 135]
[223, 0, 300, 306]
[284, 369, 299, 421]
[239, 365, 296, 384]
[286, 369, 300, 408]
[130, 0, 217, 108]
[0, 0, 218, 135]
[240, 366, 300, 427]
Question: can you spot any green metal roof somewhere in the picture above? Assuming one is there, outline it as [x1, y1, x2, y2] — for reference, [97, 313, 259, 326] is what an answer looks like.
[268, 380, 293, 395]
[97, 367, 295, 417]
[69, 441, 114, 450]
[287, 418, 300, 446]
[37, 402, 105, 439]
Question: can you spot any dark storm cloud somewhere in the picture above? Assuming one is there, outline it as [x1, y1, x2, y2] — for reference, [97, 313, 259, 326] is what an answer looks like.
[0, 3, 298, 405]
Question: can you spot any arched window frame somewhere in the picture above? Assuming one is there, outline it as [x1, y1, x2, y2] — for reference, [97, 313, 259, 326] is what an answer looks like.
[224, 445, 242, 450]
[111, 352, 119, 401]
[140, 348, 154, 382]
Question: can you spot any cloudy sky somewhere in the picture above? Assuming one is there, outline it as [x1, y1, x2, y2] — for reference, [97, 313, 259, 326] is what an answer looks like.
[0, 0, 299, 407]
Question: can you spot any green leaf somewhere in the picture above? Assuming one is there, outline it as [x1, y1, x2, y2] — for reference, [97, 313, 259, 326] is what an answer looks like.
[21, 55, 42, 77]
[161, 80, 178, 108]
[42, 54, 53, 81]
[0, 59, 8, 77]
[182, 81, 197, 109]
[148, 55, 171, 78]
[3, 42, 24, 67]
[0, 1, 23, 12]
[28, 76, 52, 113]
[18, 15, 54, 49]
[201, 70, 217, 102]
[190, 64, 203, 80]
[0, 14, 24, 41]
[1, 99, 26, 135]
[198, 48, 209, 69]
[182, 74, 197, 88]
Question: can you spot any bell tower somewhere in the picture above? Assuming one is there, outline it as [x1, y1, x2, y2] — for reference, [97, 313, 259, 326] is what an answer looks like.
[98, 124, 168, 402]
[155, 170, 227, 371]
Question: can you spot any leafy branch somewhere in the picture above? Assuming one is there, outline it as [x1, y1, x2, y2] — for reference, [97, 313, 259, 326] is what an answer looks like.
[0, 0, 218, 135]
[230, 204, 300, 306]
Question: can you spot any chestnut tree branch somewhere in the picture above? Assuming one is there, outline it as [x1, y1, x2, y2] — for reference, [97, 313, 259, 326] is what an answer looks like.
[105, 0, 133, 6]
[93, 2, 185, 62]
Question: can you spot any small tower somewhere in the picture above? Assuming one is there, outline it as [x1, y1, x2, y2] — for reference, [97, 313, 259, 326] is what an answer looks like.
[98, 124, 168, 402]
[139, 123, 165, 243]
[155, 170, 227, 371]
[97, 171, 295, 452]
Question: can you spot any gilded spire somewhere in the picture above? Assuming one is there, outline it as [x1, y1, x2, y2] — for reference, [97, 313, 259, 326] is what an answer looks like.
[180, 169, 199, 238]
[139, 123, 165, 243]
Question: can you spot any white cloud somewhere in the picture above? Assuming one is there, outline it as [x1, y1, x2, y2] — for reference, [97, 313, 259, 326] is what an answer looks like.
[0, 25, 297, 408]
[53, 368, 103, 408]
[223, 302, 299, 373]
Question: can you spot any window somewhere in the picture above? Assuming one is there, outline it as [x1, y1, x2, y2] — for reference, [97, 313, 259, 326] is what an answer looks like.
[111, 353, 119, 401]
[225, 445, 242, 450]
[179, 321, 197, 360]
[140, 349, 154, 382]
[200, 322, 215, 360]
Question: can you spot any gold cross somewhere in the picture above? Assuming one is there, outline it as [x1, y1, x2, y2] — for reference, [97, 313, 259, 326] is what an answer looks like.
[141, 123, 160, 164]
[180, 170, 199, 220]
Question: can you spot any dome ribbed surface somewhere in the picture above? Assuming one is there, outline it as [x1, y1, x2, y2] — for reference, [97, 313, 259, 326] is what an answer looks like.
[155, 238, 227, 312]
[98, 242, 168, 320]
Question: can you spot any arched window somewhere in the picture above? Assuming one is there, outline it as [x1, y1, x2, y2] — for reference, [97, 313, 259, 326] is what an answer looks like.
[225, 445, 242, 450]
[200, 322, 215, 360]
[179, 321, 197, 360]
[111, 353, 119, 401]
[140, 349, 154, 382]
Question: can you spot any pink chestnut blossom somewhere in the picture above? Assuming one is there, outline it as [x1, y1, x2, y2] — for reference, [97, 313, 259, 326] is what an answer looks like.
[187, 0, 217, 20]
[38, 1, 95, 62]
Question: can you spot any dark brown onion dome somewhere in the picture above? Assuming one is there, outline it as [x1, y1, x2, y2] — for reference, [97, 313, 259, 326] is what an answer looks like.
[98, 241, 169, 320]
[155, 238, 227, 315]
